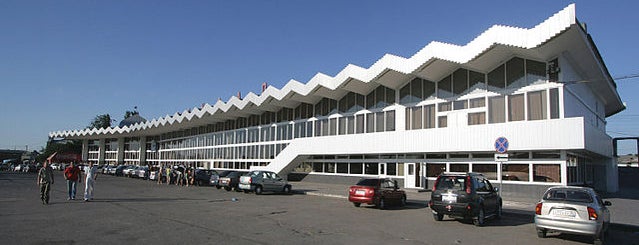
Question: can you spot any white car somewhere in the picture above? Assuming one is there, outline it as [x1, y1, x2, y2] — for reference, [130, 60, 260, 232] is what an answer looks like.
[534, 186, 611, 245]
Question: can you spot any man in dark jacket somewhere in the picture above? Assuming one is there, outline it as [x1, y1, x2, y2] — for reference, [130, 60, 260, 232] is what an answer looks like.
[37, 162, 55, 204]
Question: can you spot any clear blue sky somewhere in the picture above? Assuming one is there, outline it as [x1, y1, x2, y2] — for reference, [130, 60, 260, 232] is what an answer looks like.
[1, 1, 637, 154]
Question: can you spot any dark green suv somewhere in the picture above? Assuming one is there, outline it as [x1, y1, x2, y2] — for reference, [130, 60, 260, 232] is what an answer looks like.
[429, 172, 502, 226]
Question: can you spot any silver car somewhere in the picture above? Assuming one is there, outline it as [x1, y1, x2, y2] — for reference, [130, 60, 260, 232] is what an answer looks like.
[238, 170, 291, 195]
[534, 186, 611, 245]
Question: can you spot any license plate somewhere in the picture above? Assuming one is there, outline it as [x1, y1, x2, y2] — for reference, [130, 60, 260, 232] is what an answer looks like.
[355, 190, 365, 195]
[442, 194, 457, 203]
[552, 209, 576, 218]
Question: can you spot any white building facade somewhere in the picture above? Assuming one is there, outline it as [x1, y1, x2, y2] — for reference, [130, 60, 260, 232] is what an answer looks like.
[51, 5, 624, 198]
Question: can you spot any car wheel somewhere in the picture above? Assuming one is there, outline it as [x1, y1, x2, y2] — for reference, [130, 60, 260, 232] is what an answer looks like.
[283, 185, 291, 194]
[594, 229, 605, 245]
[224, 186, 231, 191]
[433, 213, 444, 221]
[216, 186, 221, 189]
[353, 202, 361, 207]
[495, 203, 502, 219]
[377, 198, 386, 210]
[536, 228, 547, 238]
[473, 208, 485, 227]
[255, 185, 263, 195]
[400, 195, 407, 207]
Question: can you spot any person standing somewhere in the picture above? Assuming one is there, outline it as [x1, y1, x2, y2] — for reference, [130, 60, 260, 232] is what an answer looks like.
[63, 162, 82, 200]
[37, 161, 55, 204]
[83, 162, 97, 202]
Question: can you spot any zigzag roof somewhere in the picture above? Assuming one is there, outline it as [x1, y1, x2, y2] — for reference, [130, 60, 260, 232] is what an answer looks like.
[51, 4, 593, 139]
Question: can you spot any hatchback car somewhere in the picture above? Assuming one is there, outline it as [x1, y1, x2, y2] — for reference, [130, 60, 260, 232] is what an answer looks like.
[218, 171, 246, 191]
[348, 178, 406, 209]
[238, 170, 292, 195]
[534, 186, 611, 244]
[429, 172, 502, 226]
[193, 169, 216, 186]
[210, 170, 232, 189]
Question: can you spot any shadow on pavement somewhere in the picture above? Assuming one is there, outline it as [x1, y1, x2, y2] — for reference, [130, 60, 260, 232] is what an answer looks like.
[90, 197, 204, 203]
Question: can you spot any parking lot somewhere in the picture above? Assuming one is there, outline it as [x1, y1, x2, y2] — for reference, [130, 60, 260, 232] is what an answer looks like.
[2, 171, 638, 244]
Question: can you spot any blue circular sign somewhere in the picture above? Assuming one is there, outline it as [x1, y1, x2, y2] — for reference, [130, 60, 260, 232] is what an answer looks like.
[495, 137, 509, 153]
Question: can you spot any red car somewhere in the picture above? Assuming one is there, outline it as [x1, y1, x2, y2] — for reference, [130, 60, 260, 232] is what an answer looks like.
[348, 178, 407, 209]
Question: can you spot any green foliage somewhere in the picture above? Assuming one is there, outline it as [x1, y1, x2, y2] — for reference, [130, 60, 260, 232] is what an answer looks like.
[88, 114, 112, 129]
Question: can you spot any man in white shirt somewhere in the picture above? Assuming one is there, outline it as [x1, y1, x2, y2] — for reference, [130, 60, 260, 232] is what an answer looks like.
[84, 162, 98, 202]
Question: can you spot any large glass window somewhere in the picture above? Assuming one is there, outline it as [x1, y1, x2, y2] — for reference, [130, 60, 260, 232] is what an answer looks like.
[506, 57, 525, 88]
[350, 163, 363, 174]
[337, 163, 348, 173]
[427, 163, 446, 177]
[502, 164, 529, 181]
[526, 59, 547, 85]
[449, 163, 469, 172]
[528, 90, 547, 120]
[355, 114, 365, 134]
[533, 164, 561, 183]
[385, 111, 395, 131]
[424, 105, 436, 129]
[473, 164, 497, 180]
[366, 114, 375, 133]
[438, 76, 453, 98]
[365, 163, 378, 175]
[508, 94, 525, 121]
[488, 96, 505, 123]
[550, 88, 560, 119]
[469, 70, 486, 92]
[375, 112, 385, 132]
[412, 107, 422, 130]
[453, 69, 468, 95]
[438, 116, 447, 128]
[468, 112, 486, 125]
[487, 64, 505, 91]
[338, 117, 347, 135]
[387, 163, 397, 176]
[347, 115, 355, 134]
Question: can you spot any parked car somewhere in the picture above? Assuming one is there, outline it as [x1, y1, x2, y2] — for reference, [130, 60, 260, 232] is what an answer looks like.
[534, 186, 611, 244]
[210, 170, 232, 189]
[429, 172, 502, 226]
[348, 178, 406, 209]
[136, 166, 150, 179]
[115, 165, 128, 176]
[238, 170, 292, 195]
[123, 165, 137, 177]
[218, 171, 246, 191]
[193, 169, 216, 186]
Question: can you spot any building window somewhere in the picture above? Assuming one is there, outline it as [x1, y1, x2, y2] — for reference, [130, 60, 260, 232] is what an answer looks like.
[375, 112, 385, 132]
[438, 102, 452, 112]
[502, 164, 529, 181]
[449, 163, 469, 172]
[528, 90, 547, 120]
[438, 116, 447, 128]
[469, 70, 486, 92]
[533, 164, 561, 183]
[473, 164, 497, 180]
[526, 59, 547, 85]
[385, 111, 395, 131]
[506, 57, 525, 88]
[427, 163, 446, 177]
[468, 112, 486, 125]
[387, 163, 397, 176]
[508, 94, 525, 121]
[488, 96, 506, 123]
[412, 107, 422, 130]
[313, 162, 324, 172]
[453, 69, 468, 95]
[355, 114, 365, 134]
[337, 163, 348, 173]
[488, 64, 505, 90]
[469, 98, 485, 108]
[338, 117, 347, 135]
[366, 114, 375, 133]
[350, 163, 363, 174]
[424, 105, 435, 129]
[549, 88, 560, 119]
[365, 163, 378, 175]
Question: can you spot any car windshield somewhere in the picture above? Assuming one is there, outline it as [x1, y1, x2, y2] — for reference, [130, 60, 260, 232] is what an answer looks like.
[355, 179, 380, 187]
[543, 189, 593, 203]
[435, 176, 467, 191]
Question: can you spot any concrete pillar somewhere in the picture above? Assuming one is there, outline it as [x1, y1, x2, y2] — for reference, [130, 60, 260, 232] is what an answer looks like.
[139, 137, 147, 166]
[117, 137, 125, 165]
[81, 139, 89, 162]
[605, 158, 619, 193]
[98, 139, 105, 165]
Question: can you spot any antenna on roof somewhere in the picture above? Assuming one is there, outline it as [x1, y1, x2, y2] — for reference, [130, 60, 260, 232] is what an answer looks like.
[262, 82, 268, 93]
[237, 91, 242, 99]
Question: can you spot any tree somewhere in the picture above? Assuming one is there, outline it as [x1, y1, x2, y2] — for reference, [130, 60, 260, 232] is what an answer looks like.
[35, 139, 82, 163]
[88, 114, 112, 129]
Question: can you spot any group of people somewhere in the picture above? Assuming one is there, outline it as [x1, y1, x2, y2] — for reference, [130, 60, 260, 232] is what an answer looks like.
[157, 166, 195, 187]
[37, 161, 98, 205]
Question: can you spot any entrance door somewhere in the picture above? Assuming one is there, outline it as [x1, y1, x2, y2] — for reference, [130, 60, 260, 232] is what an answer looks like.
[405, 163, 415, 188]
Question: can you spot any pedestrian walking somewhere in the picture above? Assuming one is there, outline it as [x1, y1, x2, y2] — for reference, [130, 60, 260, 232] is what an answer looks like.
[165, 166, 171, 185]
[63, 162, 82, 200]
[37, 161, 55, 205]
[83, 162, 98, 202]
